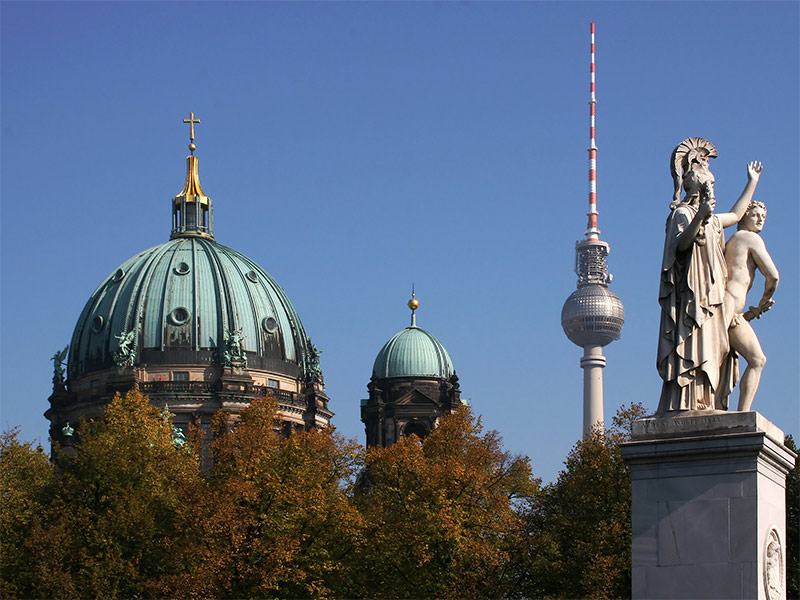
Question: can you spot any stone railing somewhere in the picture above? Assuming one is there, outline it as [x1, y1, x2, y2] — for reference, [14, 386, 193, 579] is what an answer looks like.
[139, 380, 303, 407]
[249, 386, 304, 407]
[139, 381, 218, 394]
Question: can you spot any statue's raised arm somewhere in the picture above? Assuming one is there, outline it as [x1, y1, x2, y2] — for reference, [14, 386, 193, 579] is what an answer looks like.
[716, 161, 763, 229]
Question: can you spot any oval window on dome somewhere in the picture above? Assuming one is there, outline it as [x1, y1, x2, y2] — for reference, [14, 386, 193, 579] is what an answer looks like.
[262, 317, 278, 333]
[112, 268, 125, 282]
[91, 315, 104, 333]
[173, 262, 191, 276]
[246, 270, 259, 283]
[168, 307, 192, 326]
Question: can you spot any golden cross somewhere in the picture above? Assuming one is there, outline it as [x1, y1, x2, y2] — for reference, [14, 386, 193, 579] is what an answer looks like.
[182, 112, 201, 141]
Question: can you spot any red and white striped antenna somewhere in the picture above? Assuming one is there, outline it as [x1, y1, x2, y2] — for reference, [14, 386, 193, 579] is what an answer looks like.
[585, 22, 600, 241]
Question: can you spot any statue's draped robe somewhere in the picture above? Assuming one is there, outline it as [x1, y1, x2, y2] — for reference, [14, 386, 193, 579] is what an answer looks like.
[657, 204, 737, 411]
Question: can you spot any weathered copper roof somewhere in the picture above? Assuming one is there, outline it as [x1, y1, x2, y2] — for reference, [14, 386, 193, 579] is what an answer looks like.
[372, 323, 454, 380]
[68, 236, 314, 380]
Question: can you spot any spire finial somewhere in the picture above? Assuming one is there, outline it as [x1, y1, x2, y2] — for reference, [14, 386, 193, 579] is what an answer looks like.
[407, 284, 419, 327]
[183, 111, 201, 155]
[172, 113, 213, 239]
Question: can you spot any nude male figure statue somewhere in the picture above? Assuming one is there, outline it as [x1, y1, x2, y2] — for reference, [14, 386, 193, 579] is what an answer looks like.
[722, 201, 779, 411]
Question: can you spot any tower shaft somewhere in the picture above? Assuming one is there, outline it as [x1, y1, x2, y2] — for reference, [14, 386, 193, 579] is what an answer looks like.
[580, 345, 606, 435]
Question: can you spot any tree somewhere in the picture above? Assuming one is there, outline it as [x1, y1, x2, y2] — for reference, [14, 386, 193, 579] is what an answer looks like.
[147, 397, 365, 599]
[785, 434, 798, 600]
[0, 430, 59, 598]
[353, 406, 538, 598]
[519, 403, 646, 600]
[1, 389, 202, 599]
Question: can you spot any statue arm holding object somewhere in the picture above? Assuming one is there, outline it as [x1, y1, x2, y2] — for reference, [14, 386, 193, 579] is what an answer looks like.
[753, 237, 779, 316]
[676, 202, 713, 252]
[743, 234, 779, 321]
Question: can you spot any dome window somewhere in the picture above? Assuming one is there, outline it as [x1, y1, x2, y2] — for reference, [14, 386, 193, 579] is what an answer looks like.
[168, 307, 192, 326]
[246, 270, 259, 283]
[174, 262, 191, 276]
[90, 315, 104, 333]
[112, 268, 125, 282]
[262, 317, 278, 333]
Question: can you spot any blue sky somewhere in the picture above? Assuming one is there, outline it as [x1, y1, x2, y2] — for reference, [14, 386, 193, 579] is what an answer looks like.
[2, 1, 798, 484]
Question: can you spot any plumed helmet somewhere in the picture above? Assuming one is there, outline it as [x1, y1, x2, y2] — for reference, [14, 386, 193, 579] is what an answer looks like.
[670, 137, 718, 205]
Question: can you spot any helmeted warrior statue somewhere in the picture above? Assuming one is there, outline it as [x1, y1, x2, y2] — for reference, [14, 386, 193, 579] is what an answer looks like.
[656, 137, 762, 413]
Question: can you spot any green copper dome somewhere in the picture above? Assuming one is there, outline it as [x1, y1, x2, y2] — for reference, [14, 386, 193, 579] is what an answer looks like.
[48, 122, 333, 451]
[68, 236, 315, 380]
[66, 143, 316, 382]
[372, 323, 455, 380]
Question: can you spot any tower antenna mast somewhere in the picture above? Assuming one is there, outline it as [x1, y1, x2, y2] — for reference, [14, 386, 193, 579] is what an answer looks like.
[587, 22, 599, 241]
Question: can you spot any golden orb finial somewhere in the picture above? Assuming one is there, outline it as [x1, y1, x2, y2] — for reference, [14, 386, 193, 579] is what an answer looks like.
[408, 283, 419, 311]
[408, 285, 419, 326]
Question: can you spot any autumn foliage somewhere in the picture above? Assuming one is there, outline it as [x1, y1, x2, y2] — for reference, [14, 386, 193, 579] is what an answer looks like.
[516, 403, 646, 600]
[353, 409, 537, 598]
[148, 396, 364, 599]
[0, 391, 538, 599]
[785, 435, 799, 600]
[1, 391, 202, 598]
[10, 393, 785, 599]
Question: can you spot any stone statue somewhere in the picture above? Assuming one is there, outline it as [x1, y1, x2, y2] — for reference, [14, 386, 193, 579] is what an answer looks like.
[657, 137, 762, 413]
[717, 201, 778, 412]
[113, 330, 137, 367]
[223, 328, 247, 369]
[51, 345, 68, 384]
[172, 425, 187, 448]
[162, 405, 187, 448]
[305, 338, 324, 385]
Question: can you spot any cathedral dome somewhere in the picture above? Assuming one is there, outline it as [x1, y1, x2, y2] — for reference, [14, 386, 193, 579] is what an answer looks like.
[68, 237, 314, 380]
[362, 295, 460, 448]
[372, 302, 454, 380]
[47, 117, 332, 449]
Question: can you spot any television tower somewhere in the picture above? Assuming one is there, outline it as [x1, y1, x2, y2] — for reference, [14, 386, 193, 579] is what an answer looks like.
[561, 23, 624, 436]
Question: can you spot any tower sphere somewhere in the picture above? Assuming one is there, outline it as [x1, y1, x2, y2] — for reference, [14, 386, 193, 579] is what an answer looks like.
[561, 284, 625, 347]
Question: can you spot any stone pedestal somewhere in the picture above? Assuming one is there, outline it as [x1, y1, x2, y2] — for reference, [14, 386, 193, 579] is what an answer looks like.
[621, 411, 795, 600]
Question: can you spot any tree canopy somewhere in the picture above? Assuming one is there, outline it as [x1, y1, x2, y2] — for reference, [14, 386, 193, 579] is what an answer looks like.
[1, 391, 537, 599]
[353, 407, 537, 598]
[2, 393, 794, 600]
[515, 403, 646, 600]
[785, 435, 799, 600]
